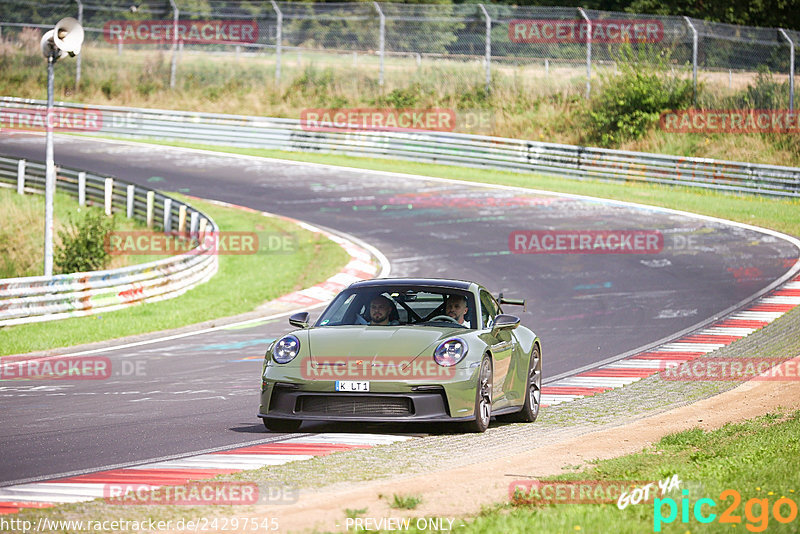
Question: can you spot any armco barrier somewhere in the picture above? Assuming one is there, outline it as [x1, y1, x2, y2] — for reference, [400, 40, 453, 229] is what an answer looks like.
[0, 155, 219, 327]
[2, 97, 799, 197]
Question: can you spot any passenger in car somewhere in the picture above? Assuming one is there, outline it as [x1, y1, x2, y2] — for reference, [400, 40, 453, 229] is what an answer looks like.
[445, 294, 470, 327]
[368, 295, 400, 326]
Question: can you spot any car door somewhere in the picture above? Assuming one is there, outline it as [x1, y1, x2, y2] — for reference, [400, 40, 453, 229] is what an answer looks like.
[479, 289, 513, 409]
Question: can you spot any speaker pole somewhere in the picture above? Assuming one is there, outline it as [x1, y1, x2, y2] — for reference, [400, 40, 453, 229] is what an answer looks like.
[44, 52, 56, 277]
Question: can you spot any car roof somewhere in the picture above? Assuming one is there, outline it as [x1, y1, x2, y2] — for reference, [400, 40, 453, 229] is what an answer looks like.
[349, 278, 476, 291]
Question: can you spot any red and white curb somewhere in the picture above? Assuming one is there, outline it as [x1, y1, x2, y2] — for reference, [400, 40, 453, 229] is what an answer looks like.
[0, 433, 410, 515]
[541, 274, 800, 407]
[0, 202, 394, 515]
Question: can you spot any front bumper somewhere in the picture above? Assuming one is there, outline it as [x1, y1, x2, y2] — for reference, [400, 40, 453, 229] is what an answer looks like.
[259, 386, 472, 423]
[259, 362, 480, 422]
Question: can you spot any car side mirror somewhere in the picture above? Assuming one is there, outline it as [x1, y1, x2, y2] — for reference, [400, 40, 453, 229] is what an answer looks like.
[492, 314, 520, 334]
[289, 312, 310, 329]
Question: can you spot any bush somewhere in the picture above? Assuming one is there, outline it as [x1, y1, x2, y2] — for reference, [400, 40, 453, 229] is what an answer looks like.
[54, 210, 115, 274]
[585, 54, 693, 146]
[742, 66, 789, 109]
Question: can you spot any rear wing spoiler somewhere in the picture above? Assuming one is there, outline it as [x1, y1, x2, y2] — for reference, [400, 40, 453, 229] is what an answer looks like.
[498, 293, 526, 312]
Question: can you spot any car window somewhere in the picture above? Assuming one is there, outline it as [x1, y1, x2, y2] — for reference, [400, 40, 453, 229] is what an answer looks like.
[315, 287, 475, 328]
[480, 290, 499, 329]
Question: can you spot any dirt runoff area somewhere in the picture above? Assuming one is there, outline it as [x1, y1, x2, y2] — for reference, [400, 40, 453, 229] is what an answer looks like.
[237, 355, 800, 534]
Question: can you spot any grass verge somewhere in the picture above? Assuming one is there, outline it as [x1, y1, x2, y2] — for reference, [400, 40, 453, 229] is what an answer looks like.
[436, 410, 800, 534]
[8, 304, 799, 532]
[0, 187, 159, 278]
[0, 193, 350, 356]
[90, 137, 800, 238]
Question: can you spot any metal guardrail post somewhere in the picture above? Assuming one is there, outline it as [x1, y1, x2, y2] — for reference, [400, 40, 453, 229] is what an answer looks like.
[169, 0, 179, 89]
[126, 184, 135, 218]
[478, 4, 491, 93]
[270, 0, 283, 84]
[78, 171, 86, 205]
[104, 177, 113, 215]
[779, 29, 795, 112]
[75, 0, 83, 89]
[178, 205, 187, 233]
[146, 190, 155, 227]
[17, 159, 25, 194]
[373, 2, 385, 87]
[164, 198, 173, 232]
[578, 8, 591, 99]
[684, 16, 698, 106]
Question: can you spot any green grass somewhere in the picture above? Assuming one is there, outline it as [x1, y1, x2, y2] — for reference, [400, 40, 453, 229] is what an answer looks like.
[345, 507, 369, 519]
[93, 138, 800, 239]
[0, 187, 159, 278]
[0, 193, 350, 356]
[385, 494, 423, 510]
[3, 40, 799, 166]
[442, 411, 800, 534]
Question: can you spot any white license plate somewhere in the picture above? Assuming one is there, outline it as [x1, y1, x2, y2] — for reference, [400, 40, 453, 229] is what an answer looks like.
[335, 381, 370, 392]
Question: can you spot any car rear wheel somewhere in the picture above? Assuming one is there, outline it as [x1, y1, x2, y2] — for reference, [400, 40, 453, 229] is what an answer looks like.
[463, 355, 492, 433]
[262, 418, 303, 432]
[503, 344, 541, 423]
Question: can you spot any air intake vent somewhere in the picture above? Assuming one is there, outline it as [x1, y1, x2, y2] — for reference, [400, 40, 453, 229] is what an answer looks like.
[298, 395, 412, 416]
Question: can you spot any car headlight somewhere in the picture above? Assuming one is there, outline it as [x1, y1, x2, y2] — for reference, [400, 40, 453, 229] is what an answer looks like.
[272, 335, 300, 364]
[433, 337, 468, 367]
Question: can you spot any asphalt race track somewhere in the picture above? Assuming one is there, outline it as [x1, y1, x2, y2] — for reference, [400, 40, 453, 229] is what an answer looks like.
[1, 133, 797, 485]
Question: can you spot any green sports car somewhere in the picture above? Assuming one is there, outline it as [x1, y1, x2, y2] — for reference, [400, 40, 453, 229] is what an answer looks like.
[258, 278, 542, 433]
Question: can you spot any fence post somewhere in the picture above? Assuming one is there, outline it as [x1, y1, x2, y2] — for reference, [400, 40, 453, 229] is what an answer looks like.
[104, 178, 114, 215]
[478, 4, 491, 93]
[178, 204, 187, 233]
[270, 0, 282, 84]
[779, 29, 795, 112]
[17, 159, 25, 194]
[684, 16, 698, 105]
[169, 0, 179, 89]
[578, 8, 591, 99]
[78, 171, 86, 205]
[373, 2, 385, 87]
[75, 0, 83, 89]
[146, 191, 154, 228]
[126, 184, 135, 218]
[163, 198, 173, 232]
[190, 211, 199, 235]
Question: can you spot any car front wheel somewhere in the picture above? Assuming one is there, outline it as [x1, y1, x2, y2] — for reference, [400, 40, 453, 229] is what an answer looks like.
[464, 355, 492, 433]
[262, 418, 303, 433]
[503, 344, 541, 423]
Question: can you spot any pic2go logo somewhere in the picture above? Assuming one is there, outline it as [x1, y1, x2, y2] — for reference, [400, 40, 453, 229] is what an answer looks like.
[654, 489, 799, 532]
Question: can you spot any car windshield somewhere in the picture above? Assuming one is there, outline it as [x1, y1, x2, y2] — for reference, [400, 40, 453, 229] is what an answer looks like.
[315, 286, 476, 329]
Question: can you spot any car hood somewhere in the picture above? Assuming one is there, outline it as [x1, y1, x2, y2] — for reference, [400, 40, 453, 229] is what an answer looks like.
[306, 325, 464, 366]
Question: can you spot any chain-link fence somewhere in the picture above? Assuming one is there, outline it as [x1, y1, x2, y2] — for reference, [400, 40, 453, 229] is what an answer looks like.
[0, 1, 797, 109]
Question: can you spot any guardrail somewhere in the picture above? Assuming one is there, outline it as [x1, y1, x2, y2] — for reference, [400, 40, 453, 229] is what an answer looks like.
[0, 154, 219, 327]
[2, 97, 798, 198]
